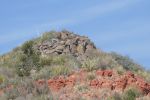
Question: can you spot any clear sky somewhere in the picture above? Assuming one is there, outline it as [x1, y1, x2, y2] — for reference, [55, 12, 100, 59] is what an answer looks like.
[0, 0, 150, 69]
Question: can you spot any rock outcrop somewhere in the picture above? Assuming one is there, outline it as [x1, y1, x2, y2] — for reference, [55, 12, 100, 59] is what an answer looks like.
[91, 70, 150, 95]
[36, 31, 96, 60]
[34, 70, 150, 96]
[1, 70, 150, 99]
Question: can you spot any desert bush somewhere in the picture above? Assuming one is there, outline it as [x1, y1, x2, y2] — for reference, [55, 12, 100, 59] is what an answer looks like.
[40, 55, 66, 66]
[52, 55, 66, 65]
[0, 67, 17, 88]
[39, 54, 80, 68]
[110, 52, 142, 72]
[1, 77, 52, 99]
[32, 67, 51, 80]
[15, 40, 41, 76]
[81, 58, 100, 71]
[81, 54, 117, 71]
[16, 50, 79, 77]
[16, 58, 33, 76]
[1, 41, 40, 76]
[32, 55, 80, 79]
[14, 78, 35, 96]
[35, 31, 55, 44]
[21, 40, 34, 56]
[122, 87, 142, 100]
[50, 65, 72, 77]
[98, 88, 112, 100]
[86, 72, 96, 80]
[39, 56, 53, 66]
[136, 70, 150, 82]
[64, 55, 81, 70]
[0, 75, 4, 84]
[82, 50, 121, 71]
[75, 84, 89, 93]
[109, 92, 122, 100]
[0, 50, 21, 68]
[35, 83, 49, 96]
[116, 66, 125, 75]
[5, 88, 20, 100]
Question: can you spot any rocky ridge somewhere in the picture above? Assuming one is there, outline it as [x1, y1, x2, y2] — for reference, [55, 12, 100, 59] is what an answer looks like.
[36, 31, 96, 60]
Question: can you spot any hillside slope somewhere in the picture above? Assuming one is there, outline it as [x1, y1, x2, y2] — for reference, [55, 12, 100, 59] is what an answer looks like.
[0, 30, 150, 100]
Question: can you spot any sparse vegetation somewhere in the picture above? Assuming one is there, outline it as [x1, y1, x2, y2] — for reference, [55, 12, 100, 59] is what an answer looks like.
[75, 84, 89, 92]
[50, 65, 72, 77]
[110, 52, 142, 72]
[0, 30, 150, 100]
[122, 87, 142, 100]
[35, 31, 55, 43]
[81, 57, 100, 71]
[0, 75, 4, 84]
[86, 72, 96, 80]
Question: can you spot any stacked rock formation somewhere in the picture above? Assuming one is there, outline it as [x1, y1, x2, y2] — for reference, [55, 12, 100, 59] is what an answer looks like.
[36, 31, 96, 60]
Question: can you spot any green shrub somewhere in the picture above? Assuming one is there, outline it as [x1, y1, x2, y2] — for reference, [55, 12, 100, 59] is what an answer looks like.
[81, 58, 100, 71]
[32, 67, 51, 80]
[14, 40, 41, 77]
[16, 53, 41, 76]
[0, 75, 4, 84]
[21, 40, 34, 56]
[50, 65, 72, 77]
[99, 88, 112, 100]
[35, 31, 55, 43]
[52, 55, 66, 65]
[62, 55, 81, 70]
[122, 87, 141, 100]
[39, 56, 53, 66]
[5, 88, 20, 100]
[116, 66, 125, 75]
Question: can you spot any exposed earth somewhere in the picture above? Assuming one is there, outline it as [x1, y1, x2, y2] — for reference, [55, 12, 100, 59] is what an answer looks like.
[0, 70, 150, 100]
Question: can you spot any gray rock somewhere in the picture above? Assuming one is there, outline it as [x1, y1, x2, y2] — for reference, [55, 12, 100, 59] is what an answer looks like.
[70, 44, 77, 53]
[36, 31, 96, 60]
[65, 39, 71, 45]
[60, 41, 65, 45]
[55, 45, 65, 51]
[60, 32, 69, 40]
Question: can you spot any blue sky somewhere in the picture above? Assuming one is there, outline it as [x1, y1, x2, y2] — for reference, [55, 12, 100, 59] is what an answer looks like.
[0, 0, 150, 69]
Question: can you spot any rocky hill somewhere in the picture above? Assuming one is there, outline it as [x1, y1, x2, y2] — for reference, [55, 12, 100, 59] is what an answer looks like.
[35, 31, 96, 60]
[0, 30, 150, 100]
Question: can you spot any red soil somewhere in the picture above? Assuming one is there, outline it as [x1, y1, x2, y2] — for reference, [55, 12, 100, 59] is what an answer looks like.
[0, 70, 150, 99]
[35, 70, 150, 95]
